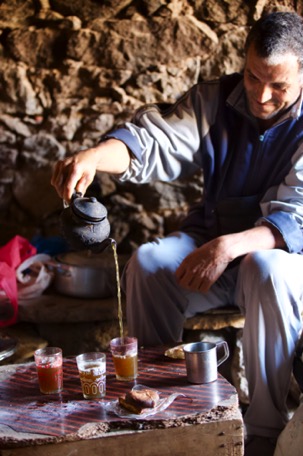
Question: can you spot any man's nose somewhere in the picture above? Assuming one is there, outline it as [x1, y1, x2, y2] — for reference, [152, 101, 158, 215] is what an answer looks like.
[255, 84, 272, 103]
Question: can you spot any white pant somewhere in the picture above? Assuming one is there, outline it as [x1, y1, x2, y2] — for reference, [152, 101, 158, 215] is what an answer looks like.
[121, 232, 303, 438]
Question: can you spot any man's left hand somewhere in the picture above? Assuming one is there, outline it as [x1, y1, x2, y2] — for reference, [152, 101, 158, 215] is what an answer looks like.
[175, 237, 231, 293]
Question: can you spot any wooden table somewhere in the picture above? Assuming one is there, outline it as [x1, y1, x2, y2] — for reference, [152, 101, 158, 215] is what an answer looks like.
[0, 347, 244, 455]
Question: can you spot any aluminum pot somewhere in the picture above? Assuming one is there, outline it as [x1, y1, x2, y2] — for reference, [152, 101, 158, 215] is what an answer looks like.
[48, 250, 128, 299]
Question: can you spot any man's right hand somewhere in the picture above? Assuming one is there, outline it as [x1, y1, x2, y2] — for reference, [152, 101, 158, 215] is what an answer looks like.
[51, 147, 101, 203]
[51, 139, 131, 203]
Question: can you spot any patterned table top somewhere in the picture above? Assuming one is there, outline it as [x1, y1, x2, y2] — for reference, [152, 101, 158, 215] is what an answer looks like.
[0, 346, 238, 442]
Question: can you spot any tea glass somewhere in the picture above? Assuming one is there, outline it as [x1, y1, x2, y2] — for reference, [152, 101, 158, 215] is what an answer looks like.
[76, 352, 106, 399]
[110, 337, 138, 381]
[34, 347, 63, 394]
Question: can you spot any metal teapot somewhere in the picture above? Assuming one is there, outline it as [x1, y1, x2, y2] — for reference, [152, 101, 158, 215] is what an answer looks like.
[60, 192, 114, 252]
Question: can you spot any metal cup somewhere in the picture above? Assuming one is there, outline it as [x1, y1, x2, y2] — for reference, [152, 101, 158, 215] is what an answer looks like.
[183, 341, 229, 384]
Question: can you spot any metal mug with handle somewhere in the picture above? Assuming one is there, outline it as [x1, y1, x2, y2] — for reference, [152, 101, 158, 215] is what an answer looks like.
[183, 341, 229, 384]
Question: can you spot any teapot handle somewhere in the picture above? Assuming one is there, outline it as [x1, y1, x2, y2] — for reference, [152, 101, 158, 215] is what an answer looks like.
[63, 191, 82, 208]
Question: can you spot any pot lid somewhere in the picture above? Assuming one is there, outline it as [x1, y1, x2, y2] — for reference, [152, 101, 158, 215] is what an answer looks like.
[72, 195, 108, 222]
[56, 250, 130, 268]
[56, 250, 112, 267]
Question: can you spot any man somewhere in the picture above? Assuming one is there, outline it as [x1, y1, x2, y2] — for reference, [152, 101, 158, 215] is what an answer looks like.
[52, 12, 303, 455]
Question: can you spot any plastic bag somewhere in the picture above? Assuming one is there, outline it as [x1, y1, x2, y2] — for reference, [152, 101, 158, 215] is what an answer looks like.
[0, 236, 36, 327]
[16, 253, 53, 299]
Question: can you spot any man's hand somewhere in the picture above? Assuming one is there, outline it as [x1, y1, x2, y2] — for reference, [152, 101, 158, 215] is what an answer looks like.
[51, 148, 100, 203]
[175, 237, 231, 293]
[51, 139, 130, 203]
[175, 225, 285, 293]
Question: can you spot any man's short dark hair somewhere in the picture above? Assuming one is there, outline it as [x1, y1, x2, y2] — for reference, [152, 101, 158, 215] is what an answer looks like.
[245, 12, 303, 74]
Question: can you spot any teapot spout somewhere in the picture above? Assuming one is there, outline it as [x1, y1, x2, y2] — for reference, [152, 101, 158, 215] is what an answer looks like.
[93, 237, 116, 253]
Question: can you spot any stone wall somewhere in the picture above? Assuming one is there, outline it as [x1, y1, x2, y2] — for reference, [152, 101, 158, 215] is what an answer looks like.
[0, 0, 301, 253]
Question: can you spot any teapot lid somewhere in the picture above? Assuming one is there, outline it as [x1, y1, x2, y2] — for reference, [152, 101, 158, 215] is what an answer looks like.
[72, 193, 108, 222]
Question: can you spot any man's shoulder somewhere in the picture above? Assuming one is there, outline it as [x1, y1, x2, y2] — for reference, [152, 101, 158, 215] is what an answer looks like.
[196, 72, 243, 98]
[198, 72, 243, 87]
[188, 73, 243, 113]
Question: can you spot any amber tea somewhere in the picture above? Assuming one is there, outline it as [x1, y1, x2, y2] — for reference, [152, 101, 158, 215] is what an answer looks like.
[112, 353, 138, 381]
[110, 337, 138, 381]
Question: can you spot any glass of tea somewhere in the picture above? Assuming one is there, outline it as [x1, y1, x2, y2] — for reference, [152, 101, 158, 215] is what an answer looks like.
[76, 352, 106, 399]
[110, 336, 138, 381]
[34, 347, 63, 394]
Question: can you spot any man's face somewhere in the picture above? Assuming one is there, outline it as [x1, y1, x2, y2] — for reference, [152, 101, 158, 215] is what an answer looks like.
[244, 44, 302, 123]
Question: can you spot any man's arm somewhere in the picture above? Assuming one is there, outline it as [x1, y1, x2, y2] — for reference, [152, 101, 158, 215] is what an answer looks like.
[51, 138, 130, 202]
[176, 223, 285, 293]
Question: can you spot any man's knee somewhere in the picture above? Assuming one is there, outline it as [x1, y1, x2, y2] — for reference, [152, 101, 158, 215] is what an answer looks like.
[239, 250, 289, 283]
[122, 240, 172, 286]
[125, 233, 197, 277]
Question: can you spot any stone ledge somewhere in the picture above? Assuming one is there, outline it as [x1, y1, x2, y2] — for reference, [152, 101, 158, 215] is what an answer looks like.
[184, 307, 245, 331]
[0, 323, 48, 365]
[36, 320, 122, 355]
[18, 293, 125, 324]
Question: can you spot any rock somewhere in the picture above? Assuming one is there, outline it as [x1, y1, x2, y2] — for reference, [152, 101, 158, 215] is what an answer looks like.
[22, 133, 65, 162]
[202, 24, 247, 78]
[4, 28, 64, 67]
[109, 193, 141, 211]
[0, 147, 18, 169]
[0, 184, 13, 210]
[254, 0, 270, 20]
[96, 173, 117, 196]
[274, 403, 303, 456]
[0, 0, 35, 28]
[0, 61, 44, 115]
[85, 113, 115, 136]
[0, 126, 16, 144]
[196, 0, 250, 25]
[59, 16, 82, 30]
[0, 114, 31, 137]
[141, 0, 167, 16]
[51, 0, 134, 21]
[35, 9, 65, 24]
[13, 167, 61, 218]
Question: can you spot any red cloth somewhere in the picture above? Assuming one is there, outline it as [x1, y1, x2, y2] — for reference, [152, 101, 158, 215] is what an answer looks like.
[0, 236, 36, 327]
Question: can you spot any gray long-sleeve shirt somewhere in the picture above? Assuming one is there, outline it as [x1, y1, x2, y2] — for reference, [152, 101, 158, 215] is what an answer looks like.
[105, 73, 303, 253]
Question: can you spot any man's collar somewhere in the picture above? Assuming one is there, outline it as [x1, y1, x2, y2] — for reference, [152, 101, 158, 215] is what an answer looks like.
[226, 78, 303, 124]
[226, 78, 248, 117]
[289, 89, 303, 119]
